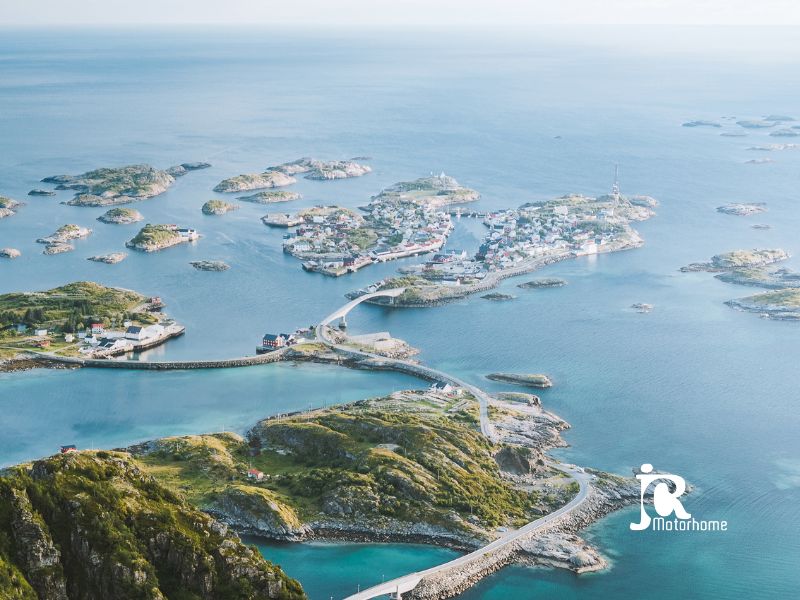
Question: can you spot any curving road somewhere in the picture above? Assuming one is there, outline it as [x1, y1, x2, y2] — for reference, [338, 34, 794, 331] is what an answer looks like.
[343, 464, 591, 600]
[314, 290, 593, 600]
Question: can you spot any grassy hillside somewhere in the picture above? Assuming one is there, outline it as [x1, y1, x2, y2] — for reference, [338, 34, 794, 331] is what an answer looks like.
[0, 452, 305, 600]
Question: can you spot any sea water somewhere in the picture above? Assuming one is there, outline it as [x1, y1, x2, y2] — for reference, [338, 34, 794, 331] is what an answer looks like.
[1, 26, 799, 599]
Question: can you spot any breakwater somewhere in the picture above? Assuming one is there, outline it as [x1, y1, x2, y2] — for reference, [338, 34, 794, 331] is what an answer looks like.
[24, 347, 288, 370]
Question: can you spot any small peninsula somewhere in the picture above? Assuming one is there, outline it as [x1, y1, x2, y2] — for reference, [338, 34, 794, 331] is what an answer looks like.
[97, 207, 144, 224]
[0, 452, 305, 600]
[202, 199, 238, 215]
[126, 223, 199, 252]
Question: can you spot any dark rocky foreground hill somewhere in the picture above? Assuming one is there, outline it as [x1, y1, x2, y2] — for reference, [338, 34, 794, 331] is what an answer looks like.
[0, 452, 305, 600]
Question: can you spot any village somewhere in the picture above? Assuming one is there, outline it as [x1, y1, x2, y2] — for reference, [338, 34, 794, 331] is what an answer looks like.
[382, 185, 654, 286]
[267, 174, 462, 277]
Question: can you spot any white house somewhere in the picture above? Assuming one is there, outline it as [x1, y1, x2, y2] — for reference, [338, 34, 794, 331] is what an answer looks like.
[34, 328, 48, 337]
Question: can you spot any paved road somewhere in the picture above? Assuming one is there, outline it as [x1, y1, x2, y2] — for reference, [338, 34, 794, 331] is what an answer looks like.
[315, 288, 495, 441]
[343, 464, 592, 600]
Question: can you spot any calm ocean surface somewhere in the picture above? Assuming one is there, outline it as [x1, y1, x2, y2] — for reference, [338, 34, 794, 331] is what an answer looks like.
[1, 26, 799, 599]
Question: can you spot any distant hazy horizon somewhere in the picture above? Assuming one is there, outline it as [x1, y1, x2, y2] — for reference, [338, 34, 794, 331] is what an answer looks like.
[2, 0, 800, 27]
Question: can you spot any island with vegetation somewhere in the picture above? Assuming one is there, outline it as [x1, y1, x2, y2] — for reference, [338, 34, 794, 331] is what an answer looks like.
[238, 191, 302, 204]
[727, 289, 800, 320]
[272, 157, 372, 180]
[0, 196, 22, 219]
[126, 224, 199, 252]
[97, 207, 144, 224]
[202, 199, 239, 215]
[351, 187, 655, 306]
[214, 171, 296, 193]
[43, 164, 196, 206]
[681, 248, 789, 272]
[127, 386, 638, 572]
[0, 451, 305, 600]
[371, 173, 479, 207]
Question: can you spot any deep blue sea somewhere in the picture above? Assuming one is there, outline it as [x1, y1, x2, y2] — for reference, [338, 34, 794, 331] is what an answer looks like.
[2, 26, 799, 599]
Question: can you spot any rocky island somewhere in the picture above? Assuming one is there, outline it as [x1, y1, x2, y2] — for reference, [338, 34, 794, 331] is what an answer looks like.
[482, 292, 516, 301]
[190, 260, 230, 271]
[371, 173, 479, 207]
[518, 278, 567, 289]
[682, 120, 722, 128]
[716, 266, 800, 289]
[126, 223, 199, 252]
[36, 224, 91, 254]
[716, 203, 767, 216]
[727, 289, 800, 320]
[0, 452, 305, 599]
[166, 161, 211, 177]
[272, 157, 372, 180]
[87, 252, 127, 264]
[238, 190, 302, 204]
[681, 248, 789, 272]
[0, 248, 21, 259]
[45, 164, 186, 206]
[214, 170, 297, 193]
[27, 188, 55, 196]
[0, 195, 22, 219]
[202, 199, 239, 215]
[487, 373, 553, 388]
[97, 207, 144, 224]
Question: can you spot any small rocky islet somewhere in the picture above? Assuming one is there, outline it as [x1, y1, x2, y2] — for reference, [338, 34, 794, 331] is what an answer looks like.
[190, 260, 230, 271]
[97, 207, 144, 224]
[517, 278, 567, 289]
[237, 190, 302, 204]
[201, 199, 238, 215]
[36, 224, 92, 255]
[482, 292, 515, 301]
[486, 373, 554, 388]
[27, 188, 55, 196]
[0, 248, 21, 259]
[87, 252, 127, 264]
[716, 203, 767, 217]
[126, 223, 198, 252]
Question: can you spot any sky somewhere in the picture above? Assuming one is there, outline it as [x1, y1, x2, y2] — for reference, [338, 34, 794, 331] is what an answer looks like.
[2, 0, 800, 27]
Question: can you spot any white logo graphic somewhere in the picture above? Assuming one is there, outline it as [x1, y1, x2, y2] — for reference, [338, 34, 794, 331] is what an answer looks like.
[630, 463, 727, 532]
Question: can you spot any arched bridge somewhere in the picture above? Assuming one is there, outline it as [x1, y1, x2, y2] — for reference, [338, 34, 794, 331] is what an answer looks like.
[317, 288, 406, 333]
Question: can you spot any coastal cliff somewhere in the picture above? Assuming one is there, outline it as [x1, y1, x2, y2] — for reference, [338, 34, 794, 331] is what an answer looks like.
[0, 452, 305, 600]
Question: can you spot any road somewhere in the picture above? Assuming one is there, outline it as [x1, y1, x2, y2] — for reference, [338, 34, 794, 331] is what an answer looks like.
[343, 464, 592, 600]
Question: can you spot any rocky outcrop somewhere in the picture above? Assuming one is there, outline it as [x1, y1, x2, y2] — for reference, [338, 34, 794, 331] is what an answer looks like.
[273, 157, 371, 180]
[166, 162, 211, 177]
[716, 203, 767, 216]
[209, 486, 311, 541]
[36, 224, 91, 245]
[190, 260, 230, 271]
[0, 248, 21, 259]
[481, 293, 515, 301]
[681, 248, 789, 272]
[517, 278, 567, 289]
[237, 191, 302, 204]
[87, 252, 127, 264]
[42, 243, 74, 255]
[97, 207, 143, 224]
[486, 373, 553, 388]
[27, 189, 55, 196]
[0, 196, 22, 218]
[213, 171, 296, 193]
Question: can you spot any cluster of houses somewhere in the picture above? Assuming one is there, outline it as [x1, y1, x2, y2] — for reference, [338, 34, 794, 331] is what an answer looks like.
[256, 331, 298, 353]
[283, 195, 455, 277]
[417, 193, 635, 281]
[78, 321, 170, 357]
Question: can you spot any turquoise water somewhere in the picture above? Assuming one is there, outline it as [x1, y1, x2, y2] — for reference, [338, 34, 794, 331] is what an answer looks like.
[2, 26, 800, 598]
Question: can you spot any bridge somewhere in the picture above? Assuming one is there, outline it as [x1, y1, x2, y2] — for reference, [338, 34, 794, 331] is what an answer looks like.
[313, 290, 593, 600]
[315, 288, 496, 442]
